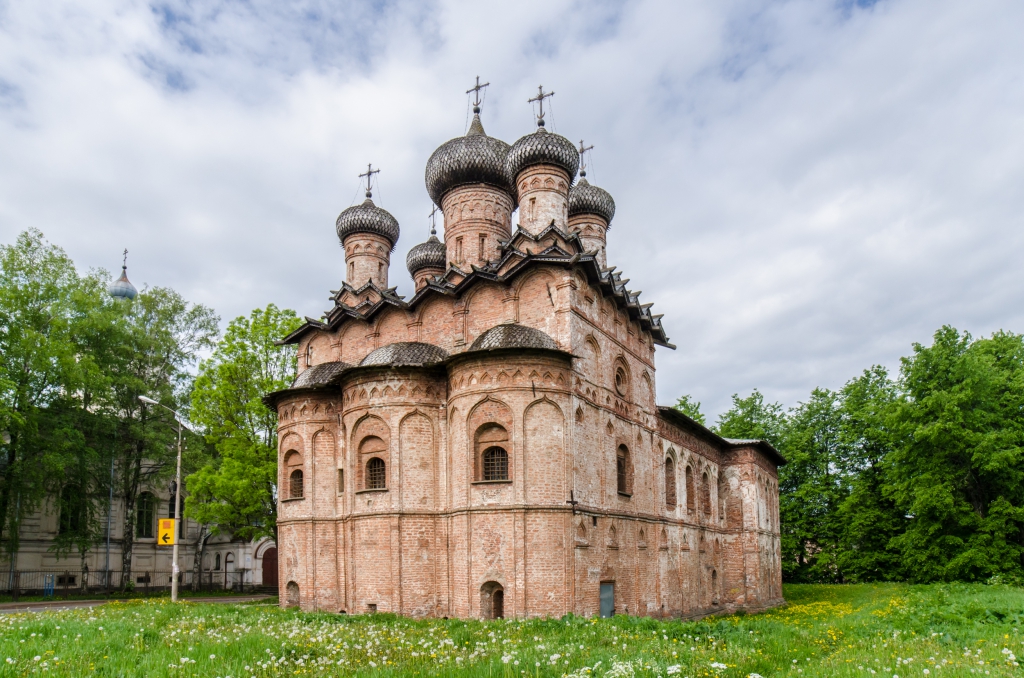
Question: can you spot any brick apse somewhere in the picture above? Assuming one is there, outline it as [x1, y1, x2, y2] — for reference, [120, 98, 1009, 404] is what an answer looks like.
[265, 93, 785, 620]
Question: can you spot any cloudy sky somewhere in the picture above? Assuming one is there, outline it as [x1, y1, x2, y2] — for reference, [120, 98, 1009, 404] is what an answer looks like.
[2, 0, 1022, 419]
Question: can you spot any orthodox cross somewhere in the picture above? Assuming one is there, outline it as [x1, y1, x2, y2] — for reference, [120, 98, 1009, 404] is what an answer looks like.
[428, 205, 439, 236]
[466, 76, 489, 113]
[121, 248, 128, 269]
[566, 490, 580, 515]
[527, 85, 554, 126]
[578, 140, 594, 177]
[358, 163, 380, 198]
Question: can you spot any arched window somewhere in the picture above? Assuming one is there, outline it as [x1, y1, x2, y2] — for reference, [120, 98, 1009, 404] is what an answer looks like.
[701, 471, 711, 516]
[665, 457, 676, 508]
[136, 492, 156, 538]
[289, 469, 304, 499]
[305, 341, 313, 367]
[215, 553, 221, 570]
[685, 466, 695, 512]
[616, 445, 631, 495]
[614, 365, 628, 396]
[284, 450, 303, 500]
[366, 457, 386, 490]
[474, 424, 510, 482]
[225, 552, 236, 572]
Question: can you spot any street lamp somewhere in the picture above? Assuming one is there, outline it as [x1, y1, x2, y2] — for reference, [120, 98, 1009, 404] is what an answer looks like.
[138, 395, 193, 603]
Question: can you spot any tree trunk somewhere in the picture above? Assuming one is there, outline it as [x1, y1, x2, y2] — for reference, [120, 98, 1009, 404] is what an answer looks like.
[191, 526, 210, 592]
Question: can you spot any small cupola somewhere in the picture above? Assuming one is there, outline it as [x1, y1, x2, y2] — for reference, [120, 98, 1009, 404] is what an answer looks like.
[336, 165, 400, 288]
[107, 249, 138, 300]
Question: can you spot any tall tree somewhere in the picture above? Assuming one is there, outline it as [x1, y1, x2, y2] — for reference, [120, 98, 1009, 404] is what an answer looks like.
[0, 230, 100, 569]
[186, 305, 300, 551]
[778, 388, 850, 582]
[835, 366, 904, 582]
[106, 286, 218, 581]
[888, 327, 1024, 582]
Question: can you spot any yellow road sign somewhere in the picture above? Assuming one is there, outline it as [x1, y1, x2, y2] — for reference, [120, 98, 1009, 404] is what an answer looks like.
[158, 519, 176, 546]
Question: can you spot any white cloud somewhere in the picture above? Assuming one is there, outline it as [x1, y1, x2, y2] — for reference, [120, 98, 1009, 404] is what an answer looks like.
[1, 0, 1023, 418]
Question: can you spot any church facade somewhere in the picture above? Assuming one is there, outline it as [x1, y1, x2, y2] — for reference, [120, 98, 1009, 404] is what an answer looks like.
[266, 91, 784, 619]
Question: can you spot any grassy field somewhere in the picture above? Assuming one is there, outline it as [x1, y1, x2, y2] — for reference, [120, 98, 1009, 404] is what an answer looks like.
[0, 583, 1020, 677]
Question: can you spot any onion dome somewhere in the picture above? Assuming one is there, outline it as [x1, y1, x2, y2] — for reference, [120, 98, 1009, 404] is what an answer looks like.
[107, 264, 137, 300]
[568, 171, 616, 224]
[505, 127, 580, 183]
[469, 323, 559, 351]
[360, 341, 449, 367]
[406, 228, 446, 276]
[424, 113, 513, 205]
[335, 194, 400, 250]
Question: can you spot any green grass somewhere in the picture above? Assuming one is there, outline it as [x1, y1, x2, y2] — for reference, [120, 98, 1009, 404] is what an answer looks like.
[0, 589, 267, 604]
[0, 583, 1021, 677]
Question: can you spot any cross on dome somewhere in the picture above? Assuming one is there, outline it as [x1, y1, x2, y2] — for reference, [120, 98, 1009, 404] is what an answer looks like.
[578, 140, 594, 177]
[466, 76, 490, 114]
[428, 205, 439, 236]
[358, 163, 380, 198]
[528, 85, 555, 127]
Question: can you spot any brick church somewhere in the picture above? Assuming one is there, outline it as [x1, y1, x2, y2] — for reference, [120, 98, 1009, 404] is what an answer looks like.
[265, 85, 784, 619]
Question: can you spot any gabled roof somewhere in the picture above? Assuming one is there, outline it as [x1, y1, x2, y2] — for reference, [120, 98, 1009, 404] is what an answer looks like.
[280, 223, 673, 349]
[656, 406, 787, 467]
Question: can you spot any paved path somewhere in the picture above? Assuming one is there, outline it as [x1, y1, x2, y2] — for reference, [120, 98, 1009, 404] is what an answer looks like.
[0, 594, 272, 614]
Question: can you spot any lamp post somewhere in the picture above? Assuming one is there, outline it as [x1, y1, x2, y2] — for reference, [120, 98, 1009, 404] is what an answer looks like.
[138, 395, 191, 602]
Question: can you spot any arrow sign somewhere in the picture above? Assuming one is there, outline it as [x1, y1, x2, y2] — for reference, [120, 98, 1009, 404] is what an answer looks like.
[158, 519, 176, 546]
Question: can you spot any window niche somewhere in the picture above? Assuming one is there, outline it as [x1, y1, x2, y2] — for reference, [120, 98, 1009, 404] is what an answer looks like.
[616, 445, 632, 496]
[358, 435, 388, 491]
[665, 456, 677, 508]
[474, 423, 511, 483]
[283, 451, 304, 500]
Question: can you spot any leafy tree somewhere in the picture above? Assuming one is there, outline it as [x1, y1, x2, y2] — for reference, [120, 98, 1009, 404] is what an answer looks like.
[835, 366, 904, 582]
[673, 395, 706, 425]
[887, 327, 1024, 582]
[714, 389, 787, 449]
[778, 388, 850, 582]
[186, 305, 300, 557]
[0, 230, 104, 569]
[105, 286, 218, 580]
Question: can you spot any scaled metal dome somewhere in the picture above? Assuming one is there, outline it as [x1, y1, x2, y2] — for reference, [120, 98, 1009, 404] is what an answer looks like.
[505, 127, 580, 184]
[107, 266, 137, 300]
[360, 342, 450, 367]
[568, 176, 616, 224]
[424, 114, 513, 205]
[469, 323, 559, 351]
[335, 197, 400, 250]
[406, 233, 446, 276]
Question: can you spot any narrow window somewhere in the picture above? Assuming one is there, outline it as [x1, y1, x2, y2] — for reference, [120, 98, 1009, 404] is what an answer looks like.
[479, 234, 486, 260]
[686, 466, 695, 512]
[701, 472, 711, 515]
[215, 553, 221, 570]
[529, 197, 536, 222]
[337, 468, 344, 493]
[289, 469, 304, 499]
[305, 342, 313, 367]
[616, 445, 630, 495]
[366, 458, 386, 489]
[456, 237, 463, 263]
[136, 492, 155, 538]
[665, 457, 676, 508]
[482, 447, 509, 481]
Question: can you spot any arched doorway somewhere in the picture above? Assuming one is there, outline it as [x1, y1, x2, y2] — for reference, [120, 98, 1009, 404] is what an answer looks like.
[261, 547, 278, 592]
[480, 581, 504, 619]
